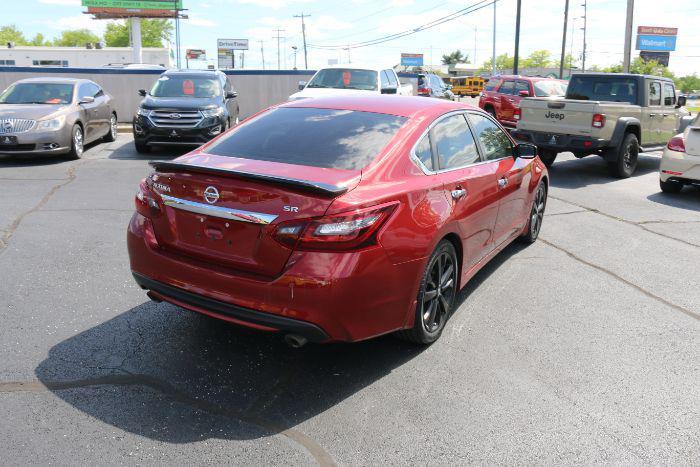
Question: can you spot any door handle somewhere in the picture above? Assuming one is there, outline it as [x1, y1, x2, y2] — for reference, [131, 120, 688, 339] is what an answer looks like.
[498, 177, 508, 189]
[451, 188, 467, 200]
[508, 98, 515, 103]
[649, 113, 656, 117]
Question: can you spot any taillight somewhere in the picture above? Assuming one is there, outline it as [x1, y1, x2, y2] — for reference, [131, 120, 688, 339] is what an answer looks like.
[417, 87, 430, 95]
[667, 135, 686, 152]
[592, 113, 606, 128]
[272, 203, 397, 251]
[514, 108, 521, 121]
[135, 178, 159, 217]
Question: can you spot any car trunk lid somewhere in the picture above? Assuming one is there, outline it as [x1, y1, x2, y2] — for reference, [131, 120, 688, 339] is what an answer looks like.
[518, 98, 601, 136]
[685, 126, 700, 157]
[148, 154, 361, 277]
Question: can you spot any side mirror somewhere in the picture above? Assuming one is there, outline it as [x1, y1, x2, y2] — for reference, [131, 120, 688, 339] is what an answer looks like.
[514, 142, 537, 159]
[226, 91, 238, 99]
[298, 80, 307, 90]
[381, 85, 398, 95]
[518, 90, 530, 97]
[138, 89, 147, 97]
[677, 95, 687, 108]
[79, 96, 95, 105]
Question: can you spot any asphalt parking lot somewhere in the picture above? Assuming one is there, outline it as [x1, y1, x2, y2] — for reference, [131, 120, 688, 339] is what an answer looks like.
[1, 134, 699, 465]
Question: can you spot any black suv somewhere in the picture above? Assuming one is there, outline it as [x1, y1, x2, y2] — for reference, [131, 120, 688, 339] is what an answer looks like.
[133, 69, 239, 153]
[417, 73, 455, 100]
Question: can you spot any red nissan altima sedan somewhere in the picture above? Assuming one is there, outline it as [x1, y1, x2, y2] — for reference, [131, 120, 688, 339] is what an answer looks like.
[127, 95, 548, 345]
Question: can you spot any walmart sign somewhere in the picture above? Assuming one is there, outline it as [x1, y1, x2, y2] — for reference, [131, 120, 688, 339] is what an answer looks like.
[636, 35, 676, 52]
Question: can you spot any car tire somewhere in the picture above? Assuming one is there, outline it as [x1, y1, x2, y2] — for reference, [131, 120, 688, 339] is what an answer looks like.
[485, 106, 496, 118]
[134, 141, 151, 154]
[660, 178, 683, 193]
[66, 124, 84, 160]
[395, 240, 459, 345]
[103, 113, 117, 142]
[519, 181, 547, 244]
[607, 133, 639, 178]
[539, 149, 557, 167]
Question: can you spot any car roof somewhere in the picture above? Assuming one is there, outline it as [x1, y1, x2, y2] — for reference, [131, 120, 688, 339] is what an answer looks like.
[281, 95, 478, 119]
[496, 75, 563, 82]
[570, 72, 674, 82]
[318, 64, 386, 72]
[162, 69, 222, 77]
[15, 77, 85, 85]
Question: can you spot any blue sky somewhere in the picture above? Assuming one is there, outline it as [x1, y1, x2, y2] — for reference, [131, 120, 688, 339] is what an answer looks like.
[6, 0, 700, 75]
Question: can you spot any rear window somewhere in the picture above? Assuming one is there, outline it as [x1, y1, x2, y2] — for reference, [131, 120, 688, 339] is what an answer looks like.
[484, 78, 501, 91]
[205, 107, 407, 170]
[566, 76, 638, 104]
[307, 68, 378, 91]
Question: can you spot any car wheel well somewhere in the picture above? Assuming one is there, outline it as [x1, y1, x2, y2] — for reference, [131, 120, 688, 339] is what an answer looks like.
[624, 125, 640, 144]
[441, 232, 463, 281]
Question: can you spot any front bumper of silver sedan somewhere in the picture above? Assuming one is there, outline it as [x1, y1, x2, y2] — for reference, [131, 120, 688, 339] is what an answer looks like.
[0, 126, 72, 156]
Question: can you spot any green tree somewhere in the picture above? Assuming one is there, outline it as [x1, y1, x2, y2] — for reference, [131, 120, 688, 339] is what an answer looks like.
[0, 25, 28, 46]
[104, 19, 173, 48]
[52, 28, 101, 47]
[676, 74, 700, 93]
[441, 50, 468, 65]
[28, 33, 49, 46]
[521, 49, 553, 68]
[480, 53, 514, 73]
[553, 53, 577, 70]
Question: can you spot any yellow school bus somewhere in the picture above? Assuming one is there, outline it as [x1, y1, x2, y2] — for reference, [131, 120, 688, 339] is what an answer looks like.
[450, 76, 485, 97]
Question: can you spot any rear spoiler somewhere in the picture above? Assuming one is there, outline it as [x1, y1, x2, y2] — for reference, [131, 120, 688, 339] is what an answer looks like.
[149, 161, 349, 198]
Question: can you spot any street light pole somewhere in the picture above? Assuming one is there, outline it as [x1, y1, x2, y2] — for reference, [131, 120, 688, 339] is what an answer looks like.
[292, 46, 298, 70]
[559, 0, 569, 79]
[581, 0, 587, 72]
[258, 40, 265, 70]
[491, 0, 496, 76]
[513, 0, 522, 74]
[293, 13, 310, 69]
[623, 0, 634, 73]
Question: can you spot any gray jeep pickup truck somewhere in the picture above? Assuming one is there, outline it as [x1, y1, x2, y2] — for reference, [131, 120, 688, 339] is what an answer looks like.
[513, 73, 693, 178]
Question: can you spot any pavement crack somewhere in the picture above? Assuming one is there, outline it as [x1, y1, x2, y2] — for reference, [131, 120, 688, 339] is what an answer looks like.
[540, 237, 700, 322]
[0, 161, 85, 252]
[549, 195, 700, 248]
[0, 374, 336, 466]
[545, 209, 589, 217]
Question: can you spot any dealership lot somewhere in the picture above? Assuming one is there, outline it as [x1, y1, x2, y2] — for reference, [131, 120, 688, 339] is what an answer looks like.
[0, 135, 698, 464]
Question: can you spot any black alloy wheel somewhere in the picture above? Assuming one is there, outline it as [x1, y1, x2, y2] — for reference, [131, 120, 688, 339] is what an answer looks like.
[396, 240, 458, 344]
[520, 181, 547, 244]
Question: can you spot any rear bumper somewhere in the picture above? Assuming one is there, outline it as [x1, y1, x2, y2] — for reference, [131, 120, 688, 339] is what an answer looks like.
[512, 129, 608, 153]
[132, 272, 329, 342]
[660, 147, 700, 183]
[127, 212, 424, 342]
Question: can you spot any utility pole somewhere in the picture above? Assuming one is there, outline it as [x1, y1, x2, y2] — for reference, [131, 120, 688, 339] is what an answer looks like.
[272, 28, 285, 70]
[513, 0, 522, 74]
[622, 0, 634, 73]
[293, 13, 310, 69]
[559, 0, 569, 79]
[581, 0, 587, 72]
[491, 0, 496, 76]
[258, 40, 265, 70]
[292, 46, 298, 70]
[473, 26, 477, 66]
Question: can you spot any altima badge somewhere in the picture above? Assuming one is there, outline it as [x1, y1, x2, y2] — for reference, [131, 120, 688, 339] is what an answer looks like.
[203, 186, 219, 204]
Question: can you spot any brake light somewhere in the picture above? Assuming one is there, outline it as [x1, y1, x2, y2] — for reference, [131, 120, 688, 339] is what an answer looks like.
[272, 203, 397, 251]
[667, 135, 686, 152]
[417, 87, 430, 95]
[135, 178, 160, 217]
[514, 108, 521, 121]
[592, 113, 606, 128]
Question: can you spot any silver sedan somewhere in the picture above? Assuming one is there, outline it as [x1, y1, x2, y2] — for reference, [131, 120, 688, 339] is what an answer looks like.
[0, 77, 117, 158]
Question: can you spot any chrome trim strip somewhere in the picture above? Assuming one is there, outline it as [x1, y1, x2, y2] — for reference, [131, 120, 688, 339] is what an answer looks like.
[160, 194, 278, 225]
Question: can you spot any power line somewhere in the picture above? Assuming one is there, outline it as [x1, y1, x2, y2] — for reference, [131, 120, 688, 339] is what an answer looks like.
[308, 0, 495, 50]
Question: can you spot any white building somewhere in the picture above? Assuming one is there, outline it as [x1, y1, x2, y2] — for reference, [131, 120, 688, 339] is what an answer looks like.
[0, 46, 171, 68]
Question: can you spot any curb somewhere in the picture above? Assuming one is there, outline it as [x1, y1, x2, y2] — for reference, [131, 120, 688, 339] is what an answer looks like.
[117, 124, 132, 134]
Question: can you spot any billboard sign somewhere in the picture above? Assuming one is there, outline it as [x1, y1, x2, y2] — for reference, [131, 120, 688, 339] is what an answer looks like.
[217, 39, 248, 69]
[82, 0, 182, 8]
[639, 51, 670, 66]
[636, 35, 677, 52]
[186, 49, 206, 60]
[637, 26, 677, 36]
[401, 53, 424, 67]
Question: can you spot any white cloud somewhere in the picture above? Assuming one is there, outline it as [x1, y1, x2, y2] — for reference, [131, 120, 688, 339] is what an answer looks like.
[237, 0, 313, 10]
[44, 15, 110, 35]
[188, 15, 218, 27]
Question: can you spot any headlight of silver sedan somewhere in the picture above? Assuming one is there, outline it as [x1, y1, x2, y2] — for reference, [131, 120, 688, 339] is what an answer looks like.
[36, 115, 66, 131]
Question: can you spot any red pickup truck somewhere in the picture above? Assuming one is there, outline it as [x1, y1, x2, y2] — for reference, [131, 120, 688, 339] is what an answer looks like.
[479, 75, 568, 128]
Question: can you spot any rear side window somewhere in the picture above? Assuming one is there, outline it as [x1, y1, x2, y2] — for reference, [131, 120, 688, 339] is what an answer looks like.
[414, 135, 433, 171]
[433, 114, 479, 170]
[515, 81, 530, 95]
[468, 113, 513, 161]
[498, 80, 515, 95]
[663, 83, 676, 106]
[649, 81, 661, 106]
[206, 107, 406, 170]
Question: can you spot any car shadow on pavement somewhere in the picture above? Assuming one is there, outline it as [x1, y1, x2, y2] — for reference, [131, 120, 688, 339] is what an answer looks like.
[33, 240, 528, 447]
[547, 153, 660, 190]
[647, 188, 700, 212]
[107, 139, 192, 161]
